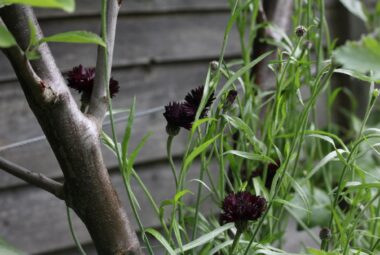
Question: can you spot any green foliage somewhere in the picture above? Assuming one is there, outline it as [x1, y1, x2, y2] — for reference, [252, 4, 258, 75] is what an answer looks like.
[97, 0, 380, 254]
[0, 0, 74, 12]
[0, 26, 16, 48]
[0, 239, 24, 255]
[339, 0, 368, 23]
[39, 31, 105, 47]
[334, 36, 380, 81]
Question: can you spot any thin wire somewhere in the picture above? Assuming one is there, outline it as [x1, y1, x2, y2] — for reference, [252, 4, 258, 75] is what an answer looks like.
[0, 105, 164, 153]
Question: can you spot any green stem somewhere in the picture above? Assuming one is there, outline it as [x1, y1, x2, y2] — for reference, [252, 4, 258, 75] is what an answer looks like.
[229, 230, 242, 254]
[323, 89, 378, 251]
[191, 153, 206, 240]
[167, 135, 178, 188]
[66, 205, 86, 255]
[100, 0, 153, 253]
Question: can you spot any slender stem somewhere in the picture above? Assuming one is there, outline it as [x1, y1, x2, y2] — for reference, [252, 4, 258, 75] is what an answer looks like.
[244, 66, 334, 255]
[66, 205, 87, 255]
[229, 230, 242, 254]
[167, 135, 178, 187]
[191, 153, 205, 240]
[323, 89, 378, 251]
[343, 191, 380, 254]
[99, 0, 150, 253]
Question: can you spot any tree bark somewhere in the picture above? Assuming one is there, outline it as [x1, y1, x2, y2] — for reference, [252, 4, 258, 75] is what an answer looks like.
[0, 4, 143, 254]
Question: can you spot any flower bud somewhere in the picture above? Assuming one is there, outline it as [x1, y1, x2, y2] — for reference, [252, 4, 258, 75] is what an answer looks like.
[295, 26, 307, 37]
[319, 227, 332, 240]
[210, 61, 219, 71]
[373, 89, 379, 98]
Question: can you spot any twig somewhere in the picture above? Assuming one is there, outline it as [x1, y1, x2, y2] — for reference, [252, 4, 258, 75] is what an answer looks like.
[0, 157, 64, 200]
[87, 0, 121, 124]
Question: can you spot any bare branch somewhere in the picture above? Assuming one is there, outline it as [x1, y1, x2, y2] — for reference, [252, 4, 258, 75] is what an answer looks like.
[87, 0, 121, 124]
[0, 157, 65, 200]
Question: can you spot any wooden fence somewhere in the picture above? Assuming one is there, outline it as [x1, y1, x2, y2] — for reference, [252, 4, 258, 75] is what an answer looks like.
[0, 0, 367, 254]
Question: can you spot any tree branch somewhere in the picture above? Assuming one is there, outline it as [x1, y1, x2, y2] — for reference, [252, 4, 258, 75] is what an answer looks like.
[0, 5, 67, 93]
[0, 157, 65, 199]
[87, 0, 121, 124]
[1, 4, 142, 254]
[252, 0, 293, 88]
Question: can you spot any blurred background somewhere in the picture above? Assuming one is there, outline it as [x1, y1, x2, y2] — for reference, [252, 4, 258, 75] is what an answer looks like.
[0, 0, 373, 254]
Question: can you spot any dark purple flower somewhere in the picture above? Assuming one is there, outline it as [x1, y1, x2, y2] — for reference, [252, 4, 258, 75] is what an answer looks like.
[251, 161, 280, 189]
[67, 65, 95, 93]
[109, 78, 120, 98]
[163, 86, 215, 135]
[319, 227, 332, 240]
[220, 191, 266, 230]
[183, 86, 215, 118]
[295, 25, 307, 37]
[66, 65, 119, 101]
[225, 89, 238, 106]
[163, 102, 193, 135]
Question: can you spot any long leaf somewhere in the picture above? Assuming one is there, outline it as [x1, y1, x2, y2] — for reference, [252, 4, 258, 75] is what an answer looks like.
[184, 135, 220, 170]
[145, 228, 176, 255]
[224, 150, 276, 164]
[305, 149, 348, 180]
[122, 98, 136, 162]
[216, 51, 273, 99]
[0, 26, 16, 48]
[0, 0, 74, 12]
[39, 31, 105, 47]
[127, 132, 152, 170]
[175, 223, 234, 253]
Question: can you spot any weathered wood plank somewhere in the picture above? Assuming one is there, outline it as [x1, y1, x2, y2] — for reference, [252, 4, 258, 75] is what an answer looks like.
[0, 160, 219, 254]
[0, 61, 213, 189]
[35, 0, 229, 19]
[0, 13, 240, 81]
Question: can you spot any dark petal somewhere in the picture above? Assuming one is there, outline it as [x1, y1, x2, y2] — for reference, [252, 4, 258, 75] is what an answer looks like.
[163, 102, 193, 131]
[109, 78, 120, 98]
[220, 191, 267, 224]
[66, 65, 95, 94]
[183, 85, 215, 119]
[226, 90, 238, 105]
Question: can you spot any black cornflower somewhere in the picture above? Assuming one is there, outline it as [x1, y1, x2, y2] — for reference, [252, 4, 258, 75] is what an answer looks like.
[183, 86, 215, 118]
[67, 64, 95, 93]
[319, 227, 332, 240]
[163, 85, 215, 136]
[220, 191, 266, 231]
[295, 25, 307, 37]
[225, 89, 238, 107]
[163, 102, 193, 136]
[66, 65, 120, 104]
[109, 78, 120, 98]
[251, 161, 280, 189]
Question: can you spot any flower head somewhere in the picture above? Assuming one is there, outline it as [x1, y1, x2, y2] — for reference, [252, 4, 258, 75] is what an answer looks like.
[319, 227, 332, 240]
[66, 65, 120, 104]
[220, 191, 266, 231]
[109, 78, 120, 98]
[183, 86, 215, 118]
[295, 25, 307, 37]
[251, 161, 280, 189]
[224, 89, 238, 109]
[67, 65, 95, 93]
[163, 102, 193, 135]
[163, 85, 215, 135]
